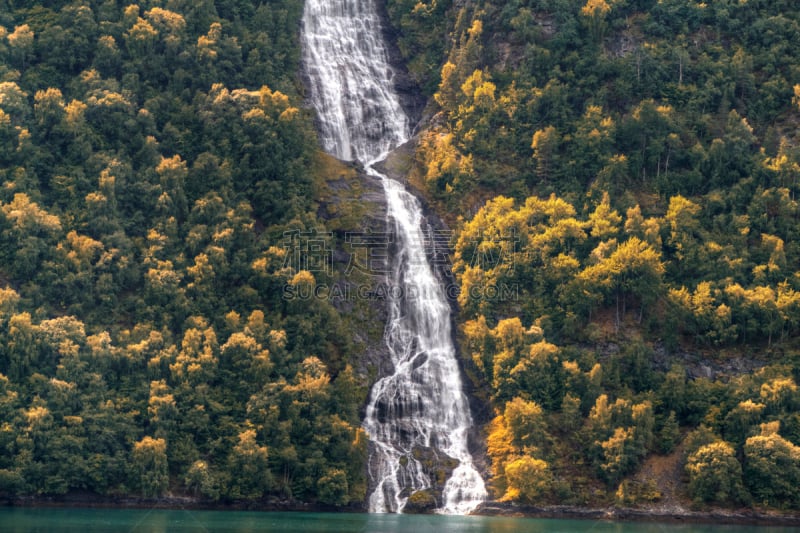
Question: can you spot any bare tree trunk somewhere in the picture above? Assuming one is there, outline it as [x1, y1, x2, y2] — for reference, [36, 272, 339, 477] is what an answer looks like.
[636, 48, 642, 83]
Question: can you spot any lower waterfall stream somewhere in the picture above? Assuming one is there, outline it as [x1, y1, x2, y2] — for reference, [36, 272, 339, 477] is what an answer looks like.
[301, 0, 487, 514]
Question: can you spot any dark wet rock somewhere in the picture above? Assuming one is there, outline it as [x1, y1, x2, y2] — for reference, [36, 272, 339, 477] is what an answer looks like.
[473, 501, 800, 526]
[404, 489, 438, 514]
[315, 154, 392, 384]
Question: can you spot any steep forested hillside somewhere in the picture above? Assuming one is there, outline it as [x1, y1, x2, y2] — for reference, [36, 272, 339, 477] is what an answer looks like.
[388, 0, 800, 510]
[1, 0, 800, 514]
[0, 0, 371, 505]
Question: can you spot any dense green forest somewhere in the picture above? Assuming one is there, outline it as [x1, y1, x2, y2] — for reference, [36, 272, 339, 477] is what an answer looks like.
[388, 0, 800, 510]
[0, 0, 369, 505]
[1, 0, 800, 514]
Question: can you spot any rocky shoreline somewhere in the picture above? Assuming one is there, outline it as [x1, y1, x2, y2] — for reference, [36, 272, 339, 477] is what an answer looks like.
[475, 501, 800, 527]
[1, 493, 361, 514]
[4, 494, 800, 527]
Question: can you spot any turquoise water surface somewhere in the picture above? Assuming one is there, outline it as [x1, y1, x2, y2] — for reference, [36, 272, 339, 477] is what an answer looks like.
[0, 509, 799, 533]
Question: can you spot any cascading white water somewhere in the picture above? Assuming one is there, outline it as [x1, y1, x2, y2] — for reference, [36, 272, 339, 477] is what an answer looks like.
[301, 0, 487, 515]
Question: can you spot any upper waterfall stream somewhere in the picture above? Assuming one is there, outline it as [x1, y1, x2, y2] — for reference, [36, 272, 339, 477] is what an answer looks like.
[301, 0, 487, 514]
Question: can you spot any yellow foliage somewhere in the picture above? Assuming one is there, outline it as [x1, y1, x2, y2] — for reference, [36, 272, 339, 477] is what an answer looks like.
[125, 17, 158, 46]
[503, 456, 552, 503]
[135, 435, 167, 455]
[259, 85, 290, 110]
[463, 315, 491, 375]
[289, 270, 315, 287]
[562, 360, 580, 374]
[461, 70, 496, 106]
[412, 1, 435, 15]
[2, 193, 62, 233]
[473, 81, 496, 106]
[487, 414, 516, 461]
[62, 231, 103, 264]
[145, 7, 186, 34]
[0, 287, 20, 316]
[242, 107, 267, 122]
[34, 87, 65, 110]
[418, 129, 474, 193]
[434, 61, 457, 109]
[588, 191, 622, 239]
[8, 24, 34, 49]
[492, 349, 517, 392]
[757, 420, 781, 436]
[760, 378, 797, 409]
[279, 107, 299, 122]
[463, 315, 490, 345]
[581, 0, 611, 17]
[504, 396, 546, 450]
[468, 19, 483, 39]
[688, 441, 735, 470]
[25, 405, 51, 428]
[268, 329, 287, 349]
[123, 4, 140, 20]
[486, 414, 515, 497]
[492, 317, 526, 350]
[528, 339, 559, 362]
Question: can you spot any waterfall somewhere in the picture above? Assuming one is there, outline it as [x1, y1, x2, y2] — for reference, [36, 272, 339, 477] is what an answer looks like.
[301, 0, 487, 515]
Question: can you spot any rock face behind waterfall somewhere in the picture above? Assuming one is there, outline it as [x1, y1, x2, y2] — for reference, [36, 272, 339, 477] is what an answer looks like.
[315, 154, 393, 381]
[373, 2, 427, 131]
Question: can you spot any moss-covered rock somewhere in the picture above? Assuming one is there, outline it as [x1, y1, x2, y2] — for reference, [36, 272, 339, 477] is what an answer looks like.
[404, 489, 438, 513]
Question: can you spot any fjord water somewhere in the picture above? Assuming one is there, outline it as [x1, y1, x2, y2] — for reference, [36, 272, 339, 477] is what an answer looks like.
[302, 0, 487, 514]
[2, 509, 798, 533]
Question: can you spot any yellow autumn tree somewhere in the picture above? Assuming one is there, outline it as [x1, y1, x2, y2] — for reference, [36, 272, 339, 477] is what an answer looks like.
[132, 436, 169, 497]
[581, 0, 612, 42]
